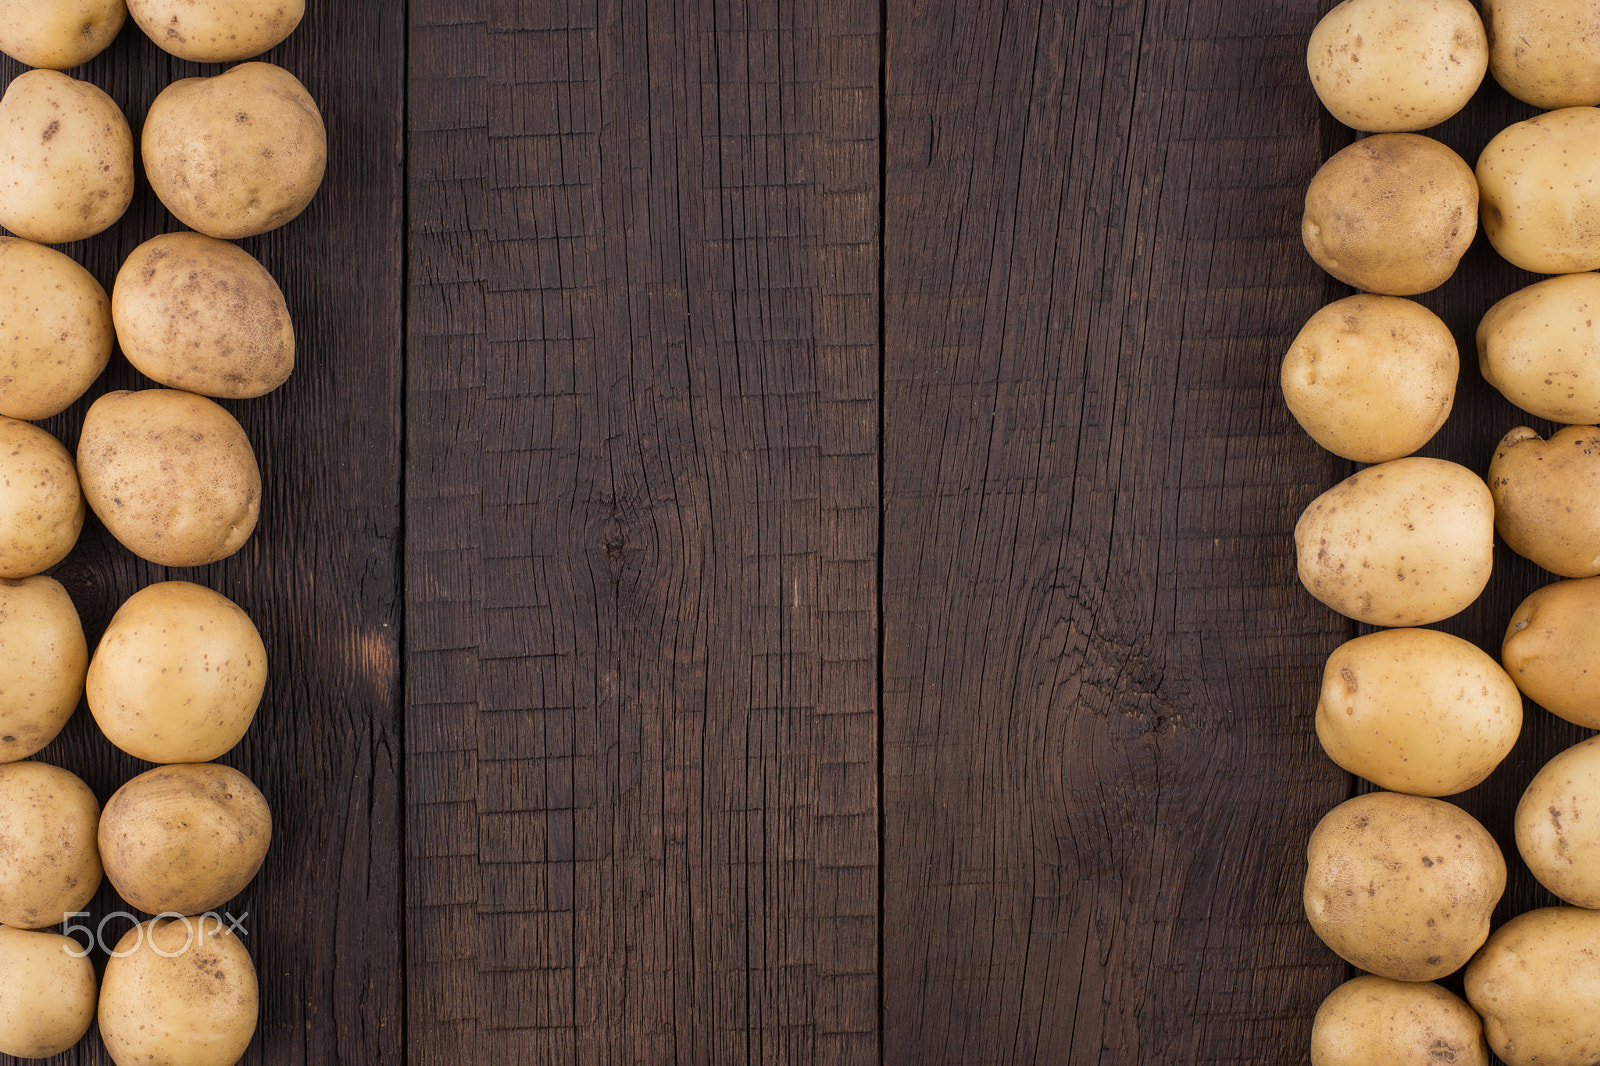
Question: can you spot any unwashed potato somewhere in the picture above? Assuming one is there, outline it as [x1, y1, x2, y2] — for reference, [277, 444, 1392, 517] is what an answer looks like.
[113, 232, 294, 399]
[0, 926, 96, 1059]
[1307, 0, 1487, 132]
[0, 237, 112, 420]
[1517, 735, 1600, 908]
[142, 62, 325, 239]
[0, 761, 101, 930]
[1478, 107, 1600, 274]
[1489, 425, 1600, 577]
[99, 916, 257, 1066]
[1478, 272, 1600, 424]
[1295, 457, 1494, 626]
[1483, 0, 1600, 109]
[0, 0, 127, 70]
[0, 417, 83, 579]
[1311, 976, 1487, 1066]
[77, 389, 260, 567]
[1464, 907, 1600, 1066]
[1304, 792, 1504, 982]
[0, 576, 87, 764]
[1303, 134, 1477, 295]
[0, 70, 133, 245]
[129, 0, 302, 62]
[1281, 295, 1457, 462]
[1504, 577, 1600, 728]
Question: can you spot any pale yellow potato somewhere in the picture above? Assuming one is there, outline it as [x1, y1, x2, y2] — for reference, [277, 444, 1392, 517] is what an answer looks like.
[143, 62, 325, 240]
[99, 763, 270, 916]
[1282, 295, 1456, 462]
[0, 417, 83, 579]
[1315, 629, 1520, 797]
[1517, 735, 1600, 908]
[0, 576, 87, 764]
[1489, 426, 1600, 577]
[1504, 577, 1600, 728]
[113, 232, 293, 399]
[0, 926, 95, 1059]
[1478, 107, 1600, 274]
[1483, 0, 1600, 108]
[1479, 272, 1600, 424]
[88, 581, 265, 764]
[0, 237, 111, 420]
[99, 916, 257, 1066]
[1465, 907, 1600, 1066]
[0, 70, 133, 245]
[0, 761, 101, 930]
[129, 0, 302, 62]
[1295, 457, 1494, 626]
[1305, 792, 1503, 982]
[1308, 0, 1487, 132]
[77, 389, 260, 567]
[1303, 134, 1477, 295]
[1311, 976, 1487, 1066]
[0, 0, 127, 70]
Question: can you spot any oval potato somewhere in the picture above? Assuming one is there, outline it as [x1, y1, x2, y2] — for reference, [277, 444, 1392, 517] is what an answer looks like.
[129, 0, 302, 62]
[1517, 735, 1600, 908]
[1478, 272, 1600, 424]
[0, 417, 83, 579]
[0, 926, 96, 1059]
[0, 237, 111, 421]
[1464, 907, 1600, 1066]
[1503, 577, 1600, 728]
[0, 0, 127, 70]
[1477, 107, 1600, 274]
[0, 576, 87, 763]
[0, 761, 101, 930]
[1311, 976, 1487, 1066]
[0, 70, 133, 244]
[1489, 425, 1600, 577]
[1483, 0, 1600, 109]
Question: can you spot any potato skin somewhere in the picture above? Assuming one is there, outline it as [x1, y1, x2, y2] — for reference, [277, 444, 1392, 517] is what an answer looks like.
[1478, 107, 1600, 274]
[0, 0, 127, 70]
[1489, 426, 1600, 577]
[129, 0, 302, 62]
[1483, 0, 1600, 109]
[1517, 735, 1600, 908]
[1311, 976, 1487, 1066]
[1464, 907, 1600, 1066]
[0, 576, 87, 764]
[0, 70, 133, 244]
[0, 417, 83, 579]
[0, 237, 112, 420]
[1504, 577, 1600, 728]
[1479, 272, 1600, 424]
[0, 761, 101, 930]
[0, 926, 96, 1059]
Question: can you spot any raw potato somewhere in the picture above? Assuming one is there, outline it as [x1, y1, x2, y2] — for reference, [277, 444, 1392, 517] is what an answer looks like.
[0, 0, 128, 70]
[99, 763, 270, 916]
[1464, 907, 1600, 1066]
[0, 576, 87, 763]
[0, 926, 96, 1059]
[99, 916, 257, 1066]
[0, 70, 133, 244]
[77, 389, 260, 568]
[1478, 272, 1600, 424]
[1307, 0, 1488, 132]
[1281, 295, 1457, 462]
[1503, 577, 1600, 728]
[113, 232, 294, 399]
[0, 417, 84, 579]
[1517, 735, 1600, 908]
[1477, 107, 1600, 274]
[1303, 134, 1477, 295]
[1489, 425, 1600, 577]
[0, 237, 112, 420]
[1295, 457, 1494, 626]
[0, 761, 101, 930]
[1311, 976, 1487, 1066]
[142, 62, 326, 239]
[88, 581, 266, 764]
[1483, 0, 1600, 108]
[1315, 628, 1521, 797]
[1304, 792, 1504, 982]
[129, 0, 302, 62]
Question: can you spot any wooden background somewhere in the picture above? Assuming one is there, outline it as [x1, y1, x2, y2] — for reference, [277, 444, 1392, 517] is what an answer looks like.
[2, 0, 1581, 1063]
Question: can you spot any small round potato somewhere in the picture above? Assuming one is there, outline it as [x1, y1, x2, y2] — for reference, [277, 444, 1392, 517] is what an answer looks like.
[77, 389, 260, 568]
[0, 237, 112, 420]
[1504, 577, 1600, 728]
[0, 70, 134, 245]
[1304, 792, 1504, 982]
[0, 761, 101, 930]
[1281, 295, 1457, 462]
[1489, 425, 1600, 577]
[0, 576, 87, 764]
[1478, 107, 1600, 274]
[113, 232, 294, 399]
[0, 926, 96, 1059]
[1464, 907, 1600, 1066]
[1307, 0, 1488, 132]
[142, 62, 326, 240]
[0, 417, 84, 579]
[99, 916, 257, 1066]
[1479, 272, 1600, 424]
[1311, 976, 1487, 1066]
[129, 0, 302, 62]
[1483, 0, 1600, 109]
[0, 0, 128, 70]
[1517, 735, 1600, 908]
[99, 762, 270, 916]
[1303, 134, 1477, 295]
[1295, 457, 1494, 626]
[88, 581, 265, 764]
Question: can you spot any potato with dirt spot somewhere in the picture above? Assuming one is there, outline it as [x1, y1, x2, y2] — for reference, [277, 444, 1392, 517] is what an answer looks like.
[1488, 426, 1600, 577]
[128, 0, 302, 62]
[1464, 907, 1600, 1066]
[0, 417, 83, 579]
[0, 70, 133, 244]
[1477, 107, 1600, 275]
[1478, 272, 1600, 424]
[0, 576, 87, 764]
[1311, 975, 1487, 1066]
[0, 925, 96, 1059]
[1503, 577, 1600, 728]
[0, 761, 101, 930]
[1517, 735, 1600, 909]
[0, 237, 111, 421]
[0, 0, 128, 70]
[1483, 0, 1600, 109]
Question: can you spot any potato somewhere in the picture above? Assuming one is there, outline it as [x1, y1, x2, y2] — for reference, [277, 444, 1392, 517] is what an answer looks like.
[1503, 577, 1600, 728]
[0, 926, 96, 1059]
[99, 916, 257, 1066]
[1303, 134, 1477, 295]
[0, 576, 87, 763]
[1483, 0, 1600, 109]
[113, 232, 293, 399]
[1478, 272, 1600, 424]
[129, 0, 301, 62]
[1295, 457, 1494, 626]
[0, 761, 101, 930]
[1281, 295, 1456, 462]
[1307, 0, 1487, 132]
[142, 62, 325, 240]
[1464, 907, 1600, 1066]
[77, 389, 260, 568]
[0, 417, 83, 579]
[1311, 976, 1487, 1066]
[0, 0, 128, 70]
[0, 237, 112, 420]
[88, 581, 265, 764]
[1478, 107, 1600, 275]
[0, 70, 133, 245]
[1489, 426, 1600, 577]
[99, 763, 269, 916]
[1304, 792, 1504, 982]
[1517, 735, 1600, 908]
[1315, 629, 1520, 797]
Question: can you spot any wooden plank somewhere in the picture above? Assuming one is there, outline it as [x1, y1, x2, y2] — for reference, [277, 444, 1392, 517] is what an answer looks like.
[405, 2, 881, 1062]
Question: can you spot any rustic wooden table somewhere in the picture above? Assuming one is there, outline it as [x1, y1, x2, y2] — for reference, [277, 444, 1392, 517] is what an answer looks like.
[2, 1, 1579, 1063]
